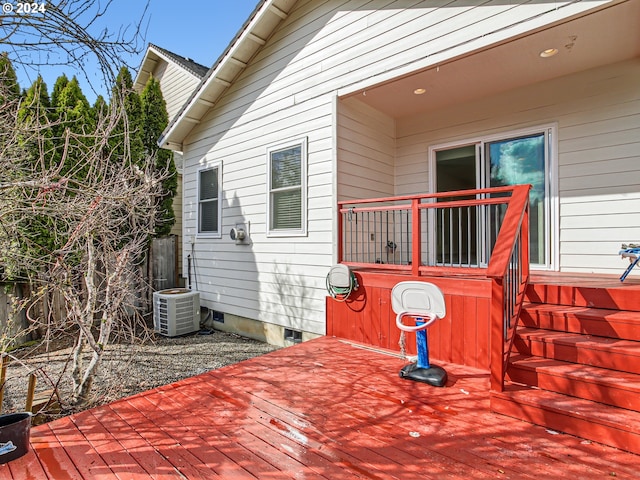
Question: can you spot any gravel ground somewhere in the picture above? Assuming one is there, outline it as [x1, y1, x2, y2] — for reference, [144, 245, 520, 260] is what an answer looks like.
[1, 330, 280, 421]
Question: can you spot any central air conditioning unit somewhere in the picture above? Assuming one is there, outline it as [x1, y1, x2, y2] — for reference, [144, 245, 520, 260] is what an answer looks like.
[153, 288, 200, 337]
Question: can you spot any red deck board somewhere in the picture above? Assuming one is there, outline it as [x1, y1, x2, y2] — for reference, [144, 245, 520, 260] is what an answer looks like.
[125, 392, 264, 479]
[27, 423, 84, 479]
[73, 409, 162, 479]
[527, 273, 640, 311]
[3, 337, 640, 479]
[44, 416, 115, 479]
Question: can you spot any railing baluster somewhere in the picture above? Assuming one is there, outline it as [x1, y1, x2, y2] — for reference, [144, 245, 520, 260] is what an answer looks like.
[469, 206, 473, 266]
[399, 209, 403, 264]
[349, 212, 353, 262]
[458, 207, 462, 267]
[441, 207, 444, 265]
[392, 209, 396, 264]
[385, 210, 389, 263]
[449, 209, 453, 266]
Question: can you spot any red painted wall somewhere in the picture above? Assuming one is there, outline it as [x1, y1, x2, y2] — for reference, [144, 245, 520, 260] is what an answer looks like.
[327, 271, 493, 370]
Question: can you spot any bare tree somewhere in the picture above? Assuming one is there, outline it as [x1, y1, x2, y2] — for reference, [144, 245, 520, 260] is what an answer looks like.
[1, 81, 165, 404]
[0, 0, 161, 407]
[1, 0, 148, 93]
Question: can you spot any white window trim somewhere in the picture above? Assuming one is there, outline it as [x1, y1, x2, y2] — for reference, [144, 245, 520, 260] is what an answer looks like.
[197, 161, 222, 239]
[427, 123, 559, 271]
[266, 137, 308, 238]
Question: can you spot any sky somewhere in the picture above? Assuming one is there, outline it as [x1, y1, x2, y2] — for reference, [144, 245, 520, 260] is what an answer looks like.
[12, 0, 260, 103]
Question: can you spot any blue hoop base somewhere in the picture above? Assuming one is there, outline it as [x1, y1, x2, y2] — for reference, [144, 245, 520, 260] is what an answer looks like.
[399, 363, 447, 387]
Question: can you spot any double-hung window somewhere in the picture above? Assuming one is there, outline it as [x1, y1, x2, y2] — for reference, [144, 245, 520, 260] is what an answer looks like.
[198, 163, 222, 237]
[267, 138, 307, 236]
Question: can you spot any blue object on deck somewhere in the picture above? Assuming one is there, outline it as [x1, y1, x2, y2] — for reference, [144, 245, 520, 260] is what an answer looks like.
[392, 282, 447, 387]
[619, 247, 640, 282]
[415, 319, 430, 369]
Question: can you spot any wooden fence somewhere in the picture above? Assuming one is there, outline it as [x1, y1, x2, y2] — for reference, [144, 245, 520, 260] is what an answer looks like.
[0, 235, 179, 348]
[0, 284, 31, 347]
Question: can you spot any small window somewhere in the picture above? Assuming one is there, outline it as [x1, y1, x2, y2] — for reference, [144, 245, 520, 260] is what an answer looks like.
[267, 138, 307, 236]
[198, 163, 222, 236]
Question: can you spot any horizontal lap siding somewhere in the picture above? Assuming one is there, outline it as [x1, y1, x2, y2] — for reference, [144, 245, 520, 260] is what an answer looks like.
[155, 62, 202, 123]
[182, 108, 334, 333]
[181, 0, 616, 335]
[395, 60, 640, 274]
[338, 97, 396, 201]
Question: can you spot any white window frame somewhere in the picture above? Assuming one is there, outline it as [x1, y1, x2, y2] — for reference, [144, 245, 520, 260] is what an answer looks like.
[267, 137, 308, 237]
[197, 161, 222, 238]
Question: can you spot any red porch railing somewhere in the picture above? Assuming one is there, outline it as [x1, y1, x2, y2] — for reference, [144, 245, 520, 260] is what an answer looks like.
[337, 185, 531, 391]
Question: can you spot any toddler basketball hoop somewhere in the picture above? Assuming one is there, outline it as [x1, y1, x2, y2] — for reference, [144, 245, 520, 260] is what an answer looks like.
[391, 281, 447, 387]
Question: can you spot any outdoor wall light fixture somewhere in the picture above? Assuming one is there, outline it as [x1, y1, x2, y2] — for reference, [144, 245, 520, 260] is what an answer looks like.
[413, 88, 427, 95]
[539, 48, 559, 58]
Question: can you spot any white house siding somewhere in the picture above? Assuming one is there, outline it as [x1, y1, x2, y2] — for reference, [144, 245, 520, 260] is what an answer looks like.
[181, 99, 334, 335]
[152, 61, 202, 123]
[393, 59, 640, 275]
[337, 97, 396, 201]
[179, 0, 616, 337]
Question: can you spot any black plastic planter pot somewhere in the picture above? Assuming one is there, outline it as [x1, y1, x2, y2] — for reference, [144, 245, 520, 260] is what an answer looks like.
[0, 413, 31, 464]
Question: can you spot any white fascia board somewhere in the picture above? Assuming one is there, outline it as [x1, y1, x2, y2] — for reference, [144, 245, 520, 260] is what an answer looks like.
[133, 48, 160, 92]
[159, 0, 277, 149]
[134, 44, 204, 92]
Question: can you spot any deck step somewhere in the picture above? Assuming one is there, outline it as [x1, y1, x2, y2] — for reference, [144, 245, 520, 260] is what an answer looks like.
[520, 303, 640, 341]
[525, 281, 640, 312]
[514, 327, 640, 374]
[506, 355, 640, 411]
[500, 277, 640, 455]
[490, 384, 640, 456]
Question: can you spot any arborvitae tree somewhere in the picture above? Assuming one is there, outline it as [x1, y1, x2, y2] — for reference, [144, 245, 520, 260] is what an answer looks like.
[53, 76, 93, 137]
[111, 67, 144, 166]
[140, 76, 177, 235]
[51, 73, 69, 108]
[55, 77, 90, 120]
[0, 54, 20, 155]
[52, 76, 94, 178]
[93, 95, 108, 119]
[0, 52, 20, 102]
[18, 76, 51, 124]
[15, 77, 60, 264]
[17, 76, 54, 170]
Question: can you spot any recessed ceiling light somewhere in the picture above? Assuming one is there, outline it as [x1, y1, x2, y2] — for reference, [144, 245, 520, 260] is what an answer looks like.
[413, 88, 426, 95]
[540, 48, 559, 58]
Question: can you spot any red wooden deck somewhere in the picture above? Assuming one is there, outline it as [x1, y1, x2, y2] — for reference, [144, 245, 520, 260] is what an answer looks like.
[2, 336, 638, 479]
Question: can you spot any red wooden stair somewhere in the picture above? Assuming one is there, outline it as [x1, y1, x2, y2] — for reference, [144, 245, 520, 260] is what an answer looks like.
[490, 275, 640, 455]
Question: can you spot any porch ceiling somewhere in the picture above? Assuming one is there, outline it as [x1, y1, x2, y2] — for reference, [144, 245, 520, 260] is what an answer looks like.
[353, 1, 640, 118]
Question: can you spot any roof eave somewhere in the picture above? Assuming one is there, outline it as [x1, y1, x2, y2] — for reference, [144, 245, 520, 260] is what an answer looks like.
[159, 0, 294, 150]
[134, 44, 207, 93]
[133, 47, 159, 92]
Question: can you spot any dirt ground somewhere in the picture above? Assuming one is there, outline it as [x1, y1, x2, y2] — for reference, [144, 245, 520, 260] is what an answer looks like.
[1, 330, 280, 422]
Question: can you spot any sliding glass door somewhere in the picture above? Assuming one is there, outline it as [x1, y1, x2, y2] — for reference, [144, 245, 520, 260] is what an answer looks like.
[486, 133, 547, 265]
[434, 145, 479, 265]
[432, 126, 554, 269]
